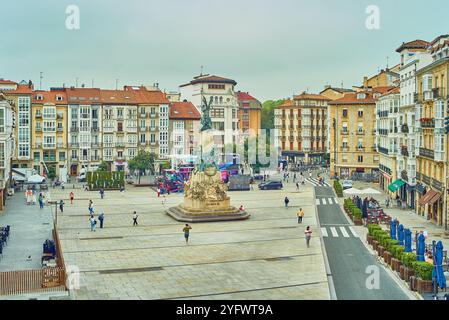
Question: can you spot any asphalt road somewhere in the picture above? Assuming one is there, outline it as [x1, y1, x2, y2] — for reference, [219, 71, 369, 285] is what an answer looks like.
[315, 185, 411, 300]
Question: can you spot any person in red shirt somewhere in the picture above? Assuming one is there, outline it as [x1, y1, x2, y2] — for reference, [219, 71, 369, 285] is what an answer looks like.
[304, 226, 312, 248]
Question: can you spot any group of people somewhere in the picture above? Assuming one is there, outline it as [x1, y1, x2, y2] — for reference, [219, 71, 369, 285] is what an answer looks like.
[25, 189, 48, 209]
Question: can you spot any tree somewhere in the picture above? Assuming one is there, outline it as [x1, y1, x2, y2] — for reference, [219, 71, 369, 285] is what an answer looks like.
[97, 161, 109, 172]
[261, 99, 287, 129]
[128, 151, 156, 184]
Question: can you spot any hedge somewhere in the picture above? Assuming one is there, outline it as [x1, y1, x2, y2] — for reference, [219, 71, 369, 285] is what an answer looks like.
[368, 224, 382, 236]
[390, 244, 405, 260]
[87, 171, 125, 190]
[401, 252, 417, 268]
[334, 180, 343, 197]
[411, 261, 433, 281]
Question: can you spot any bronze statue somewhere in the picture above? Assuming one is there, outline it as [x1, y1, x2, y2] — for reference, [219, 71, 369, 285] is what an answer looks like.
[200, 96, 213, 132]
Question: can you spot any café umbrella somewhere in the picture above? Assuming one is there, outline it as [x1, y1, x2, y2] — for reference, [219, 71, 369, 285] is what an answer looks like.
[404, 229, 412, 252]
[390, 219, 398, 240]
[398, 224, 404, 246]
[417, 233, 426, 261]
[432, 241, 446, 290]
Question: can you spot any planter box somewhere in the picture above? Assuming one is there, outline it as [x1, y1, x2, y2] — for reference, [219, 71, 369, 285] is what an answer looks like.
[377, 245, 385, 257]
[366, 234, 373, 245]
[353, 217, 363, 226]
[410, 276, 417, 291]
[391, 258, 402, 272]
[383, 251, 392, 265]
[372, 240, 379, 251]
[416, 278, 434, 294]
[404, 267, 415, 282]
[399, 265, 406, 280]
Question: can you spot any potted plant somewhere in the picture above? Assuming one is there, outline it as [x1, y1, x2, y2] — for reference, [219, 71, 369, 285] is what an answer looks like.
[352, 207, 363, 226]
[383, 239, 398, 265]
[334, 180, 343, 197]
[412, 261, 434, 294]
[401, 252, 416, 282]
[366, 224, 381, 245]
[390, 244, 404, 272]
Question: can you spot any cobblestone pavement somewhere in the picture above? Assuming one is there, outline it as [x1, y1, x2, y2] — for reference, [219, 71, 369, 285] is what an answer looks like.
[52, 180, 330, 300]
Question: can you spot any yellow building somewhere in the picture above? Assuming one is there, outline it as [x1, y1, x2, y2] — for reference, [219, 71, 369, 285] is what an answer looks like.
[414, 35, 449, 226]
[363, 65, 400, 88]
[320, 86, 354, 101]
[236, 91, 262, 138]
[31, 89, 68, 179]
[329, 91, 379, 178]
[274, 93, 329, 165]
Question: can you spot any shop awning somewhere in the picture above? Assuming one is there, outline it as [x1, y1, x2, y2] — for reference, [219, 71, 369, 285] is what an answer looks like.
[419, 189, 442, 206]
[388, 179, 405, 192]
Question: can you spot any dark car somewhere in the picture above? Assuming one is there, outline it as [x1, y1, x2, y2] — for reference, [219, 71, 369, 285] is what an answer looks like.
[258, 180, 283, 190]
[253, 174, 264, 181]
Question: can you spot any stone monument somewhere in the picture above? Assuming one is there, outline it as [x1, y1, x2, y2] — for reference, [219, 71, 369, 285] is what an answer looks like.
[166, 96, 249, 222]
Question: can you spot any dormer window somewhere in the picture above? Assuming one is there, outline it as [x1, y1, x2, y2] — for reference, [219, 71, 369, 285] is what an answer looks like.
[36, 95, 43, 101]
[357, 93, 366, 100]
[56, 95, 63, 101]
[373, 93, 380, 99]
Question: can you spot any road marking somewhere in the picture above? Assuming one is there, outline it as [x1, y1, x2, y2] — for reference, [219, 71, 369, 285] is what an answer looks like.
[339, 227, 350, 238]
[348, 227, 359, 237]
[322, 198, 327, 205]
[316, 199, 320, 205]
[328, 197, 334, 204]
[321, 228, 328, 237]
[334, 197, 339, 204]
[330, 227, 338, 237]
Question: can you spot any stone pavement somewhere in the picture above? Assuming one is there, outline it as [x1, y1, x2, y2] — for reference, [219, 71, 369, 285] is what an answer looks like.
[0, 192, 54, 271]
[51, 179, 330, 300]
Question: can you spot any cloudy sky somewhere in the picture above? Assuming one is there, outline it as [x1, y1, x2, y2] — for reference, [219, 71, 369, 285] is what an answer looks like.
[1, 0, 448, 101]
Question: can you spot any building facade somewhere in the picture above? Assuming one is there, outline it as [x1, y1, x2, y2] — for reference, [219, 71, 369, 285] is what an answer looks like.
[169, 101, 201, 166]
[236, 91, 262, 138]
[329, 91, 379, 178]
[179, 75, 240, 157]
[31, 89, 68, 178]
[274, 93, 329, 165]
[415, 35, 449, 226]
[0, 94, 15, 210]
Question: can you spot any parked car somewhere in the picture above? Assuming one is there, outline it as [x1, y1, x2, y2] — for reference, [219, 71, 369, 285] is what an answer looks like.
[341, 180, 353, 190]
[258, 180, 283, 190]
[253, 174, 264, 181]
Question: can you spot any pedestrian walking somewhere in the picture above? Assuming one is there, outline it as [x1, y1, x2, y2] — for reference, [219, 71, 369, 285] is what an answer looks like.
[305, 226, 312, 248]
[162, 195, 166, 205]
[183, 224, 192, 244]
[296, 182, 299, 191]
[284, 196, 290, 208]
[70, 191, 74, 205]
[133, 211, 139, 226]
[99, 188, 105, 199]
[297, 208, 304, 224]
[59, 199, 64, 213]
[293, 173, 297, 183]
[157, 188, 161, 198]
[89, 216, 97, 232]
[88, 200, 94, 215]
[98, 213, 105, 229]
[38, 193, 44, 209]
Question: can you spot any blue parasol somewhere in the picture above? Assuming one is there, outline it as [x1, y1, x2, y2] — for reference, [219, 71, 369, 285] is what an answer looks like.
[390, 219, 397, 240]
[404, 228, 412, 252]
[417, 233, 425, 261]
[398, 224, 404, 246]
[432, 241, 446, 290]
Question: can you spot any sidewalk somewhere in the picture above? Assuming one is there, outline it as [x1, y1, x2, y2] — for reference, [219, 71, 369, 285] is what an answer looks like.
[0, 193, 54, 271]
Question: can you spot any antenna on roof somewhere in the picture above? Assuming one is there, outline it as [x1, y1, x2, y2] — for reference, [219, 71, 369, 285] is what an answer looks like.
[386, 56, 389, 70]
[39, 72, 43, 90]
[200, 65, 204, 76]
[75, 77, 79, 88]
[341, 81, 344, 89]
[115, 79, 119, 90]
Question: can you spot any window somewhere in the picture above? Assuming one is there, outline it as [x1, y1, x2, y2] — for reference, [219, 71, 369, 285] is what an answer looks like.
[140, 134, 146, 143]
[43, 107, 56, 119]
[210, 108, 225, 118]
[342, 123, 348, 133]
[342, 109, 348, 117]
[118, 122, 123, 132]
[34, 152, 40, 161]
[358, 123, 364, 133]
[208, 84, 225, 90]
[59, 152, 66, 161]
[358, 109, 363, 117]
[0, 108, 4, 133]
[357, 93, 366, 100]
[358, 155, 363, 163]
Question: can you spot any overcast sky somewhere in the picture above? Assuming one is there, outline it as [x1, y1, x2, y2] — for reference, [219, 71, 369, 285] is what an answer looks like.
[1, 0, 448, 101]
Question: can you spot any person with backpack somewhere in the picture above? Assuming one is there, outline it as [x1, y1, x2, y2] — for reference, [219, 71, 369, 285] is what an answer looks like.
[284, 196, 290, 209]
[297, 208, 304, 224]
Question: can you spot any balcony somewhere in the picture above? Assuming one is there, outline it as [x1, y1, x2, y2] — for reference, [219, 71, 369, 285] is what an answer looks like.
[149, 126, 159, 132]
[432, 179, 443, 191]
[356, 130, 365, 135]
[419, 147, 434, 160]
[420, 118, 435, 128]
[401, 146, 409, 157]
[35, 113, 42, 118]
[57, 143, 64, 148]
[150, 113, 158, 118]
[91, 156, 100, 161]
[435, 151, 445, 162]
[116, 143, 126, 148]
[70, 127, 79, 132]
[149, 141, 158, 146]
[341, 131, 349, 136]
[378, 146, 389, 155]
[423, 91, 433, 101]
[57, 127, 63, 132]
[91, 127, 100, 132]
[69, 143, 79, 148]
[340, 147, 349, 152]
[36, 127, 42, 132]
[43, 144, 56, 149]
[57, 114, 63, 120]
[401, 124, 409, 134]
[91, 143, 101, 148]
[357, 147, 365, 152]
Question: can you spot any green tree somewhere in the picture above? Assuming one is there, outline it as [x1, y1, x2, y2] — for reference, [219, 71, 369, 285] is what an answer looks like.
[128, 151, 156, 184]
[97, 161, 109, 172]
[261, 99, 287, 129]
[47, 165, 56, 180]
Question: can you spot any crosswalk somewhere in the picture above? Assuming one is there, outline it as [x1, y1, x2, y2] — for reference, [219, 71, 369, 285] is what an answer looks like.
[321, 226, 359, 238]
[315, 197, 339, 206]
[306, 177, 331, 187]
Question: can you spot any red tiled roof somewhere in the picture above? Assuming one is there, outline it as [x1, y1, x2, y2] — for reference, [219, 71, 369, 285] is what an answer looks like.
[180, 75, 237, 87]
[0, 79, 17, 85]
[126, 87, 170, 104]
[65, 88, 101, 103]
[293, 92, 331, 101]
[276, 100, 293, 109]
[328, 92, 377, 105]
[236, 91, 258, 101]
[1, 84, 33, 94]
[380, 87, 400, 97]
[32, 90, 67, 104]
[372, 86, 396, 94]
[396, 39, 430, 52]
[100, 90, 136, 104]
[169, 101, 201, 120]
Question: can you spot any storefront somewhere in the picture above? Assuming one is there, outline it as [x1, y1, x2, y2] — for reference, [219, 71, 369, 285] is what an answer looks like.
[418, 189, 442, 225]
[406, 184, 415, 210]
[380, 173, 392, 193]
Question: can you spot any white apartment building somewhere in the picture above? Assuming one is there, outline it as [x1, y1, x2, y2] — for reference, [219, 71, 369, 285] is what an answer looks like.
[376, 88, 400, 193]
[0, 94, 15, 210]
[395, 40, 432, 209]
[66, 88, 102, 176]
[179, 75, 240, 159]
